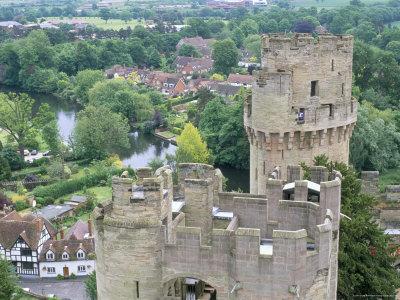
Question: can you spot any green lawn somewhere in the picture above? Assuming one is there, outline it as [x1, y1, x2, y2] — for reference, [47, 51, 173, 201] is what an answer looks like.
[379, 167, 400, 190]
[292, 0, 388, 8]
[44, 17, 142, 31]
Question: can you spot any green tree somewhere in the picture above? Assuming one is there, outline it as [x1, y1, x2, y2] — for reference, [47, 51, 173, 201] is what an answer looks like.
[211, 39, 239, 75]
[147, 157, 165, 172]
[239, 19, 259, 37]
[0, 156, 11, 181]
[73, 106, 130, 159]
[85, 271, 97, 300]
[350, 102, 400, 172]
[127, 38, 148, 66]
[177, 44, 202, 58]
[0, 146, 24, 171]
[0, 256, 18, 299]
[46, 158, 64, 178]
[0, 92, 54, 158]
[100, 8, 111, 23]
[176, 122, 211, 164]
[147, 47, 162, 68]
[74, 70, 105, 105]
[120, 10, 132, 24]
[243, 34, 261, 60]
[231, 27, 245, 48]
[264, 19, 279, 34]
[88, 79, 154, 122]
[385, 40, 400, 62]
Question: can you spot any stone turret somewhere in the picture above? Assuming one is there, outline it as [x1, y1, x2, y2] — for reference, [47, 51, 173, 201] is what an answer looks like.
[244, 33, 357, 194]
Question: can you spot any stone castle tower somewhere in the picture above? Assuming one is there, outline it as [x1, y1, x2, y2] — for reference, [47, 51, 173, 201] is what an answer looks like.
[244, 33, 357, 194]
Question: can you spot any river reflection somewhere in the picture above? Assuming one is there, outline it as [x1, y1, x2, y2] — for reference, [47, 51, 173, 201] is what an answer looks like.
[0, 87, 250, 192]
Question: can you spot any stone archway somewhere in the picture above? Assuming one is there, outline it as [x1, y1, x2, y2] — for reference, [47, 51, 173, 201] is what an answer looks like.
[162, 275, 218, 300]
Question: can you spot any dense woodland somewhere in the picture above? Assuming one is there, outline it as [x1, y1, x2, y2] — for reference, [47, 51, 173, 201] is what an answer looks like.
[1, 1, 400, 172]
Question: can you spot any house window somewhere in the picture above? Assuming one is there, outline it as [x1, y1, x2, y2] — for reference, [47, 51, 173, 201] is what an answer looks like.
[78, 265, 86, 272]
[48, 267, 56, 274]
[21, 249, 32, 256]
[311, 81, 319, 97]
[22, 262, 34, 270]
[77, 251, 85, 259]
[62, 253, 69, 260]
[46, 252, 54, 260]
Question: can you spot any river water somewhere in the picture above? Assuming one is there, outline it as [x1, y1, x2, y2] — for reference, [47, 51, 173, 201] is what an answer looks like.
[2, 89, 249, 192]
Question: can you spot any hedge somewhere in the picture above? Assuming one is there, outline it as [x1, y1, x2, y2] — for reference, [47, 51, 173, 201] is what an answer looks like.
[32, 167, 135, 199]
[171, 95, 197, 106]
[11, 168, 46, 181]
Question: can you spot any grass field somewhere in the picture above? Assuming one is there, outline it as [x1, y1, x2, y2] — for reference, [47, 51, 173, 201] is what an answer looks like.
[379, 167, 400, 190]
[44, 17, 142, 31]
[292, 0, 389, 8]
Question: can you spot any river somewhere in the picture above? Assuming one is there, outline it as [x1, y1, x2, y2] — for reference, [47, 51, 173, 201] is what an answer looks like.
[1, 89, 249, 192]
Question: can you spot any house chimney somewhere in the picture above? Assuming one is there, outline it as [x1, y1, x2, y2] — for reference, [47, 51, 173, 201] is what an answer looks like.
[88, 214, 92, 237]
[60, 225, 64, 240]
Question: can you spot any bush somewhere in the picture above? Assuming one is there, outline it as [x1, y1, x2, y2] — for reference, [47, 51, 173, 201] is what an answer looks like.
[71, 164, 79, 174]
[59, 198, 65, 204]
[15, 199, 29, 211]
[11, 168, 46, 181]
[16, 181, 24, 196]
[44, 196, 55, 206]
[30, 157, 48, 167]
[56, 274, 64, 280]
[172, 127, 182, 135]
[70, 273, 77, 279]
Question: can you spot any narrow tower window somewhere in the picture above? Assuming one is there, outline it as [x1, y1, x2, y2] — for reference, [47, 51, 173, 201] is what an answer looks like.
[311, 81, 319, 97]
[341, 83, 344, 96]
[331, 59, 334, 71]
[136, 281, 140, 298]
[329, 104, 334, 117]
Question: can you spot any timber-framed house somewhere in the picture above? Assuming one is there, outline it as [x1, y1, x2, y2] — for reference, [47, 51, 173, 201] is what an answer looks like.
[0, 211, 57, 277]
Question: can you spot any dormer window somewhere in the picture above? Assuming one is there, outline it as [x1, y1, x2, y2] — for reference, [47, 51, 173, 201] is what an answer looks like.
[77, 250, 85, 259]
[46, 251, 54, 261]
[62, 252, 69, 260]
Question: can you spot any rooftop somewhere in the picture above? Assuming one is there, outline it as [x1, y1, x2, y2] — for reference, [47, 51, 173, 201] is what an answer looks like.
[34, 205, 74, 221]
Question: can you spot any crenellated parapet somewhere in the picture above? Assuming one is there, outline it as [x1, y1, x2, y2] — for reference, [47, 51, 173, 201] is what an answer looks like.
[95, 162, 341, 300]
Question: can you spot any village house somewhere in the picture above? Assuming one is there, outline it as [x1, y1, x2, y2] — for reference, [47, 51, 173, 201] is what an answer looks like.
[39, 218, 95, 278]
[161, 77, 187, 96]
[215, 83, 241, 98]
[49, 20, 89, 31]
[104, 64, 136, 79]
[173, 56, 213, 76]
[33, 204, 75, 221]
[176, 36, 215, 58]
[227, 73, 252, 89]
[0, 21, 22, 30]
[0, 211, 57, 277]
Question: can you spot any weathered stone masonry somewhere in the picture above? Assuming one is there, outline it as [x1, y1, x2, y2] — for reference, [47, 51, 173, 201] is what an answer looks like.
[244, 33, 357, 194]
[94, 164, 342, 299]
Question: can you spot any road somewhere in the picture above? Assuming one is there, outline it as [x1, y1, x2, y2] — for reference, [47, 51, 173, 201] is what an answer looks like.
[20, 277, 88, 300]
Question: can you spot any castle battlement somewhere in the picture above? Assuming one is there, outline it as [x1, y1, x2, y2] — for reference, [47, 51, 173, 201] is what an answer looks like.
[94, 164, 341, 300]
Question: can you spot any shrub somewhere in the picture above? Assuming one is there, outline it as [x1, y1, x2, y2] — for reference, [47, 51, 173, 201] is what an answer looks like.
[30, 157, 48, 167]
[59, 198, 65, 204]
[172, 127, 182, 135]
[16, 181, 24, 196]
[44, 196, 55, 206]
[15, 199, 29, 211]
[56, 274, 64, 280]
[70, 273, 77, 279]
[71, 164, 79, 174]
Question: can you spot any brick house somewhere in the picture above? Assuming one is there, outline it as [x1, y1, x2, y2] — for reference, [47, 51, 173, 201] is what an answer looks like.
[162, 77, 186, 96]
[176, 36, 215, 58]
[174, 56, 213, 76]
[227, 73, 253, 88]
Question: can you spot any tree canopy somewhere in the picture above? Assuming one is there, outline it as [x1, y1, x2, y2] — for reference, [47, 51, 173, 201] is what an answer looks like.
[211, 39, 239, 75]
[0, 92, 54, 157]
[176, 122, 211, 164]
[72, 106, 130, 160]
